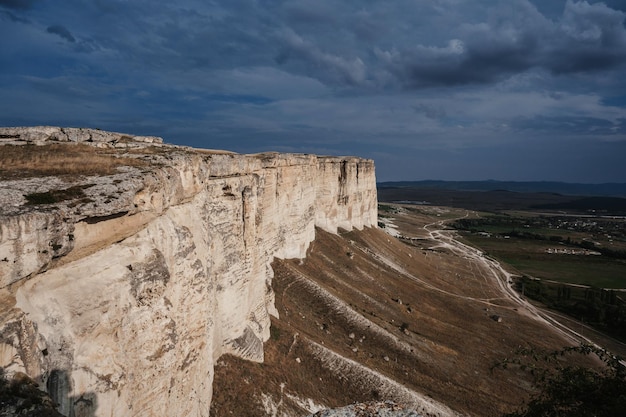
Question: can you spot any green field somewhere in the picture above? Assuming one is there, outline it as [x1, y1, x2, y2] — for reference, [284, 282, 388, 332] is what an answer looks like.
[453, 213, 626, 342]
[454, 211, 626, 290]
[503, 256, 626, 288]
[461, 234, 626, 289]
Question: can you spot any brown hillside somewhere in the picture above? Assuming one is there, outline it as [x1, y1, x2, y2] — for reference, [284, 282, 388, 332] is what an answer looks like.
[210, 206, 578, 417]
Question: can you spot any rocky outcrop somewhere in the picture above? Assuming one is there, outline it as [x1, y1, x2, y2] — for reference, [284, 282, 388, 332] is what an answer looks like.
[308, 402, 422, 417]
[0, 126, 162, 146]
[0, 127, 377, 417]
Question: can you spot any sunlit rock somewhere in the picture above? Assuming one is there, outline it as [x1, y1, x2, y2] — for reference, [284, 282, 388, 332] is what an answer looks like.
[0, 127, 377, 417]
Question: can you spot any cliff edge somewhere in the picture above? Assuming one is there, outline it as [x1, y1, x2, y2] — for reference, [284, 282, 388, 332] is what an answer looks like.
[0, 127, 377, 417]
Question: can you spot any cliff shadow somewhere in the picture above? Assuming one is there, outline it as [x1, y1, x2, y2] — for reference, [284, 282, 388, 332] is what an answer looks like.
[0, 367, 95, 417]
[47, 369, 98, 417]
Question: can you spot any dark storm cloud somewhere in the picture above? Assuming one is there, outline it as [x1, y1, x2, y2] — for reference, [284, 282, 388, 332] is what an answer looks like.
[282, 1, 337, 25]
[1, 9, 29, 23]
[46, 25, 75, 43]
[412, 104, 447, 120]
[547, 0, 626, 73]
[79, 1, 280, 73]
[379, 0, 626, 89]
[1, 0, 626, 183]
[16, 0, 623, 91]
[377, 38, 538, 88]
[511, 115, 619, 134]
[0, 0, 39, 10]
[275, 29, 366, 86]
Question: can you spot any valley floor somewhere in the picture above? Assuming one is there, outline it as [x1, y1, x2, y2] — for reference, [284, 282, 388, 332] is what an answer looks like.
[210, 205, 598, 417]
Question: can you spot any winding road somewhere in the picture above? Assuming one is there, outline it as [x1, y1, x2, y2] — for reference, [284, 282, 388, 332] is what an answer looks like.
[421, 212, 623, 353]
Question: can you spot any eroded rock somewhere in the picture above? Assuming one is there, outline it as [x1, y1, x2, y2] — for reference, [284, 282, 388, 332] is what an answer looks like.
[0, 127, 378, 417]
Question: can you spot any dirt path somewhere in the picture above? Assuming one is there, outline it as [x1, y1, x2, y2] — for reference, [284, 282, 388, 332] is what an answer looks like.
[420, 213, 608, 348]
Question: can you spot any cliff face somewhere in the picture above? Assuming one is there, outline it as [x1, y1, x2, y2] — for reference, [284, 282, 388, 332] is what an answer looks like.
[0, 127, 377, 417]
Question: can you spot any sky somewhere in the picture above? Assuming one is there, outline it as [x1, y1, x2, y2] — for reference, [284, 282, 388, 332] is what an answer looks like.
[1, 0, 626, 183]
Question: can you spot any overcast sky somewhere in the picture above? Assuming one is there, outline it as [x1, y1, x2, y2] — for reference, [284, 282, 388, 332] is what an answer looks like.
[2, 0, 626, 182]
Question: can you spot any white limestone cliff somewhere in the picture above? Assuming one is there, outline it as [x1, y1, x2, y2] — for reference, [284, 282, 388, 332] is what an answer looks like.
[0, 127, 377, 417]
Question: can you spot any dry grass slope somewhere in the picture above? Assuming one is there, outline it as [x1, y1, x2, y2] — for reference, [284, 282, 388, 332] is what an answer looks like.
[211, 206, 586, 417]
[0, 144, 149, 179]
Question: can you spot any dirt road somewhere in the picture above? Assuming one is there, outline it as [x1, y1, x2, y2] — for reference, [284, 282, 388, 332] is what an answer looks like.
[421, 213, 618, 351]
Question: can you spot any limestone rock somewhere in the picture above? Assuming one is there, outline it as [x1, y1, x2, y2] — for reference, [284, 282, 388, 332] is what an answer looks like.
[0, 126, 163, 146]
[0, 127, 377, 417]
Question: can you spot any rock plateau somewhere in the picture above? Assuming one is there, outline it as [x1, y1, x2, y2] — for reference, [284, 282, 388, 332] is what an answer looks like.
[0, 127, 377, 417]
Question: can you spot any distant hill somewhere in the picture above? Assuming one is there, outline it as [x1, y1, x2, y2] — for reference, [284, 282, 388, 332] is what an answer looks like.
[377, 181, 626, 214]
[531, 196, 626, 214]
[378, 180, 626, 197]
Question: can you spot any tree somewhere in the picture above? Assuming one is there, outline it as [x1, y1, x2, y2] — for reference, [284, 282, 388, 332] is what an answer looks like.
[495, 345, 626, 417]
[0, 368, 64, 417]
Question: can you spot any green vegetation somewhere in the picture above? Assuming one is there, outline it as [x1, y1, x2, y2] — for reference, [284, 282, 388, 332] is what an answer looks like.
[270, 325, 281, 341]
[24, 185, 92, 205]
[378, 203, 404, 218]
[516, 277, 626, 342]
[503, 256, 626, 288]
[496, 345, 626, 417]
[452, 212, 626, 342]
[453, 214, 626, 288]
[377, 203, 395, 213]
[0, 369, 63, 416]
